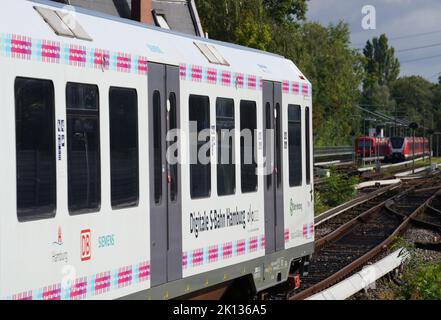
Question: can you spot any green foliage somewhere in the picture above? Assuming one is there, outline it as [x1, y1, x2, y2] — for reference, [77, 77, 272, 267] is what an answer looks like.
[391, 76, 435, 129]
[233, 11, 271, 51]
[195, 0, 283, 50]
[430, 81, 441, 133]
[195, 1, 441, 147]
[196, 0, 362, 146]
[321, 168, 359, 207]
[363, 34, 400, 87]
[398, 263, 441, 300]
[263, 0, 308, 24]
[389, 238, 441, 300]
[361, 83, 396, 114]
[360, 34, 441, 139]
[390, 237, 416, 259]
[269, 21, 364, 146]
[195, 0, 308, 51]
[314, 191, 329, 216]
[361, 34, 400, 117]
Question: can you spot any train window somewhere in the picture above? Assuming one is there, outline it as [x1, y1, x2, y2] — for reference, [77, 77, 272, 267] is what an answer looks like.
[66, 83, 100, 215]
[240, 100, 257, 193]
[391, 137, 404, 149]
[15, 77, 56, 222]
[275, 103, 282, 188]
[153, 91, 162, 205]
[168, 93, 178, 202]
[288, 105, 302, 187]
[189, 95, 211, 199]
[109, 87, 139, 209]
[305, 107, 311, 185]
[216, 98, 235, 196]
[265, 103, 272, 190]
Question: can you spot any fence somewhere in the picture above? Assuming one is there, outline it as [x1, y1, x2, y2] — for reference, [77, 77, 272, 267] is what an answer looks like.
[314, 146, 354, 164]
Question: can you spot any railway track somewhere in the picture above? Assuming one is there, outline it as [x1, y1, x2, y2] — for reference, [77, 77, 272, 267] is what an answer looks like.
[266, 173, 441, 300]
[360, 162, 429, 182]
[411, 192, 441, 231]
[314, 177, 435, 239]
[315, 160, 430, 189]
[315, 187, 400, 240]
[410, 193, 441, 252]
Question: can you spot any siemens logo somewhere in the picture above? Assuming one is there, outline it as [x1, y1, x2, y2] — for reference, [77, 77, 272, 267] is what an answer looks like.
[98, 234, 115, 249]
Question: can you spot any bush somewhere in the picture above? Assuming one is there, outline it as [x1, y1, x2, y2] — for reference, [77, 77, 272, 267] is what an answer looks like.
[314, 191, 329, 216]
[321, 167, 359, 207]
[391, 238, 441, 300]
[398, 264, 441, 300]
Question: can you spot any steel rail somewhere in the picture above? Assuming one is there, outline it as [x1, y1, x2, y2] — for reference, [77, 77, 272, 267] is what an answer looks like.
[315, 183, 401, 226]
[315, 185, 415, 249]
[289, 182, 441, 300]
[409, 196, 441, 231]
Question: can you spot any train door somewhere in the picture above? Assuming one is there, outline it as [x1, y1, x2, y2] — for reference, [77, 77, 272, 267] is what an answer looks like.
[263, 81, 284, 254]
[148, 63, 182, 286]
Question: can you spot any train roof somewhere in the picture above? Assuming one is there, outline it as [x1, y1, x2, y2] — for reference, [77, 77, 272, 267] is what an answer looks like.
[0, 0, 311, 86]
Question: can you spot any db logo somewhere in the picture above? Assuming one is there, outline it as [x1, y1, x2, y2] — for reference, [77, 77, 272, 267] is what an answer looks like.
[80, 229, 91, 261]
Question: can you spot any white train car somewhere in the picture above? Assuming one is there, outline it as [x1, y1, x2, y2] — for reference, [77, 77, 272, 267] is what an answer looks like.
[0, 0, 314, 300]
[390, 136, 430, 161]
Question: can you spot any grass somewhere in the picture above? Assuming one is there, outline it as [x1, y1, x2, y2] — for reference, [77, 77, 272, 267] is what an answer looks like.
[314, 167, 359, 216]
[388, 238, 441, 300]
[314, 157, 441, 216]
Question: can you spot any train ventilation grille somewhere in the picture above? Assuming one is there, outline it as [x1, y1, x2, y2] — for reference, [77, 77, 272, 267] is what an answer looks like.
[34, 6, 93, 42]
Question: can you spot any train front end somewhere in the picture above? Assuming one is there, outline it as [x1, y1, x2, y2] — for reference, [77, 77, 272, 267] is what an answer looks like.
[390, 137, 406, 161]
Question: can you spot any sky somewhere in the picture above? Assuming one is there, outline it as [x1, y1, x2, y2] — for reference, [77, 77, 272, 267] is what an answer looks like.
[306, 0, 441, 83]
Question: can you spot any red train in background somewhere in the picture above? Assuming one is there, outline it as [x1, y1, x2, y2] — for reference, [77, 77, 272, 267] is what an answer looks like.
[355, 136, 431, 162]
[355, 136, 392, 159]
[390, 137, 430, 161]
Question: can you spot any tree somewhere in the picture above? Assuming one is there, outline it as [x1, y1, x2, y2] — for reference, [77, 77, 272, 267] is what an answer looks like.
[391, 76, 434, 131]
[431, 82, 441, 133]
[363, 34, 400, 87]
[269, 22, 365, 146]
[195, 1, 364, 146]
[361, 34, 400, 122]
[196, 0, 363, 146]
[263, 0, 308, 24]
[195, 0, 265, 48]
[292, 22, 364, 146]
[195, 0, 308, 50]
[433, 83, 441, 108]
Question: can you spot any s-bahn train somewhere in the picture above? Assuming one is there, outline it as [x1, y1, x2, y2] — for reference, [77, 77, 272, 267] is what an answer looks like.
[355, 136, 391, 159]
[0, 1, 314, 299]
[390, 137, 430, 161]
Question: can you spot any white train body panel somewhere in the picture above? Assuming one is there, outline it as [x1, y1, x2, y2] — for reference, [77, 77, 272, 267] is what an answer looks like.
[0, 0, 314, 300]
[282, 92, 315, 251]
[179, 81, 266, 277]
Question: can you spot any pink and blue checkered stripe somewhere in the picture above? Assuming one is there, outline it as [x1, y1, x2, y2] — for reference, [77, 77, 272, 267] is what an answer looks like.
[282, 80, 312, 97]
[0, 33, 148, 75]
[281, 223, 315, 244]
[182, 235, 265, 270]
[180, 63, 263, 91]
[180, 63, 311, 96]
[6, 261, 150, 300]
